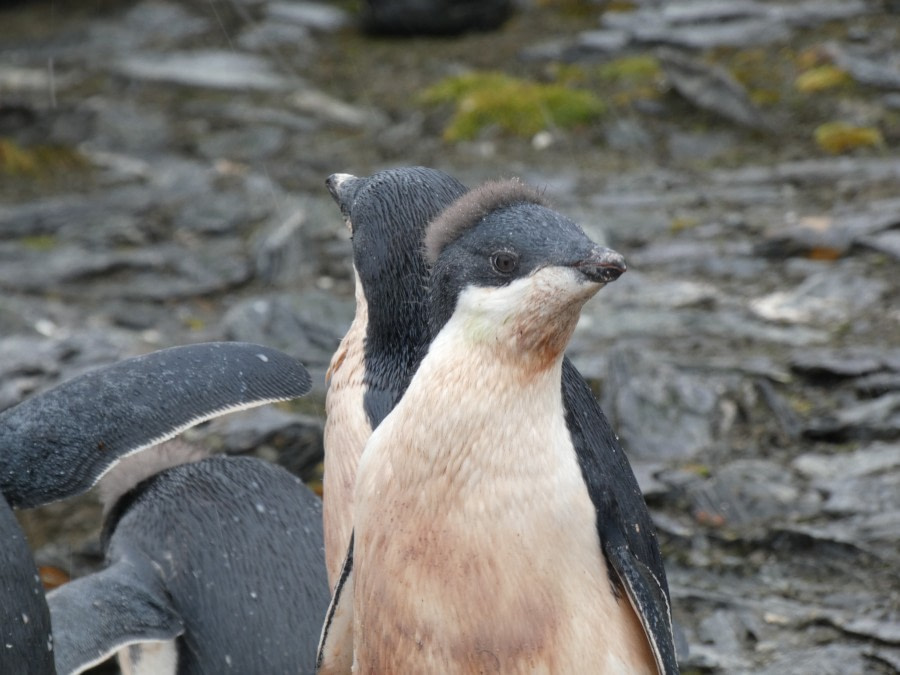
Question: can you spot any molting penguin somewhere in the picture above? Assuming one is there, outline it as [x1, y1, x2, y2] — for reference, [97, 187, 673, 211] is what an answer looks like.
[0, 342, 316, 674]
[322, 167, 468, 585]
[318, 179, 678, 674]
[49, 439, 329, 675]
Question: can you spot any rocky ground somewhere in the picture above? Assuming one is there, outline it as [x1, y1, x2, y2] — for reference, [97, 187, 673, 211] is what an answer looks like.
[1, 0, 899, 672]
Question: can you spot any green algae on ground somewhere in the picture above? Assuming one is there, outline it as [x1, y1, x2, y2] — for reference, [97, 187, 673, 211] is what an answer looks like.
[794, 65, 851, 94]
[420, 71, 605, 141]
[0, 137, 89, 177]
[814, 121, 884, 154]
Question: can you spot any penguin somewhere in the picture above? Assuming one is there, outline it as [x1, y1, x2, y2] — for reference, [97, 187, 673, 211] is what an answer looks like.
[48, 440, 329, 675]
[0, 342, 318, 674]
[1, 494, 54, 675]
[317, 179, 678, 674]
[321, 167, 468, 585]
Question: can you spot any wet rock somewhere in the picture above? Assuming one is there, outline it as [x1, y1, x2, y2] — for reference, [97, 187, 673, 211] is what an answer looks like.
[867, 646, 900, 672]
[803, 393, 900, 441]
[750, 265, 887, 325]
[267, 2, 350, 32]
[858, 230, 900, 261]
[688, 459, 821, 528]
[219, 290, 353, 388]
[237, 20, 311, 51]
[755, 198, 900, 259]
[577, 28, 631, 53]
[0, 239, 251, 300]
[114, 50, 290, 91]
[203, 406, 324, 478]
[667, 129, 739, 162]
[602, 4, 789, 49]
[755, 645, 871, 674]
[174, 190, 271, 236]
[197, 125, 287, 163]
[855, 372, 900, 396]
[794, 443, 900, 517]
[657, 48, 772, 131]
[289, 88, 386, 129]
[602, 347, 728, 460]
[826, 43, 900, 91]
[360, 0, 513, 36]
[83, 99, 172, 155]
[602, 118, 655, 153]
[791, 347, 900, 380]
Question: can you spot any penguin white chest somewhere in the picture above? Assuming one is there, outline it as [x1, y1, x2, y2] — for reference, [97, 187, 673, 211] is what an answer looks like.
[323, 272, 372, 586]
[352, 332, 654, 674]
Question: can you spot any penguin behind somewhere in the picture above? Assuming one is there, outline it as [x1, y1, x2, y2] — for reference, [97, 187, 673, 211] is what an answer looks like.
[318, 179, 676, 674]
[321, 167, 467, 585]
[49, 440, 329, 675]
[320, 168, 677, 673]
[0, 342, 317, 674]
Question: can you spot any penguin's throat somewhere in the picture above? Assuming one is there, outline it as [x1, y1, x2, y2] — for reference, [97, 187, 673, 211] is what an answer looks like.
[451, 273, 594, 377]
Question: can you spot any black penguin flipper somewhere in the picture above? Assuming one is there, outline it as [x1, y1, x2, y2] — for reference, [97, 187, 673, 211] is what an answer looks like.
[0, 342, 312, 508]
[0, 495, 54, 675]
[561, 357, 677, 672]
[48, 559, 184, 675]
[603, 540, 678, 675]
[316, 534, 355, 674]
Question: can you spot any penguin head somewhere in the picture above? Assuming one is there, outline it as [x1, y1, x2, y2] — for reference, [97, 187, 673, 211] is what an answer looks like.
[326, 167, 468, 306]
[424, 178, 625, 366]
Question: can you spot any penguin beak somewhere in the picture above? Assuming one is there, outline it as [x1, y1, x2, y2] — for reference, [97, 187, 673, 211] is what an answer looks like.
[570, 245, 627, 284]
[326, 173, 363, 224]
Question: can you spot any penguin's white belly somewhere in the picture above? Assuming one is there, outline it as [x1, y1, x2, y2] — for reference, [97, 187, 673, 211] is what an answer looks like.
[353, 384, 654, 674]
[323, 283, 371, 587]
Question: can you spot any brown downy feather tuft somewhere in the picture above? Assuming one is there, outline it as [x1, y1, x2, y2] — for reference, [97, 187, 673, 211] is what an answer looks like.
[423, 178, 548, 264]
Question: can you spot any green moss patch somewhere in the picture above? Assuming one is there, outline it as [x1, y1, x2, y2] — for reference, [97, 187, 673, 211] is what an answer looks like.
[420, 71, 605, 141]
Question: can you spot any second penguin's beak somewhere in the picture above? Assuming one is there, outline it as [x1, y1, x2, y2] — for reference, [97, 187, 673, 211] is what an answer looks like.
[325, 173, 364, 225]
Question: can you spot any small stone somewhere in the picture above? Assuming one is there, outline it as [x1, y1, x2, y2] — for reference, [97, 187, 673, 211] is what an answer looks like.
[114, 51, 289, 91]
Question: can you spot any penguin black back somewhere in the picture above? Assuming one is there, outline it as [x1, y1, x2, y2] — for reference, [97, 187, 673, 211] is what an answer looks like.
[328, 167, 468, 428]
[50, 455, 329, 675]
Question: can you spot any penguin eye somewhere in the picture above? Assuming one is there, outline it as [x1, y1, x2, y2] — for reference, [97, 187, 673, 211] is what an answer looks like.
[490, 251, 519, 275]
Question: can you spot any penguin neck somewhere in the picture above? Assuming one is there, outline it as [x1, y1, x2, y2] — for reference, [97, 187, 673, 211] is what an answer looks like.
[360, 263, 429, 396]
[387, 305, 569, 490]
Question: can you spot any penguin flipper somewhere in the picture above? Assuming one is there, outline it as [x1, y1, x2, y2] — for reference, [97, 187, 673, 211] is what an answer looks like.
[603, 541, 679, 675]
[316, 534, 355, 674]
[0, 342, 312, 508]
[48, 560, 184, 675]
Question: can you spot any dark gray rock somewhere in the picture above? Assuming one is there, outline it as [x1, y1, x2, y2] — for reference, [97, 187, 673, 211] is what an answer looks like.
[114, 51, 290, 90]
[753, 644, 873, 675]
[826, 43, 900, 91]
[197, 125, 288, 163]
[803, 393, 900, 441]
[657, 48, 772, 131]
[602, 347, 726, 460]
[858, 230, 900, 261]
[203, 406, 324, 478]
[750, 265, 887, 325]
[237, 20, 312, 51]
[219, 290, 353, 378]
[791, 348, 900, 379]
[688, 459, 821, 528]
[360, 0, 513, 36]
[267, 2, 349, 32]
